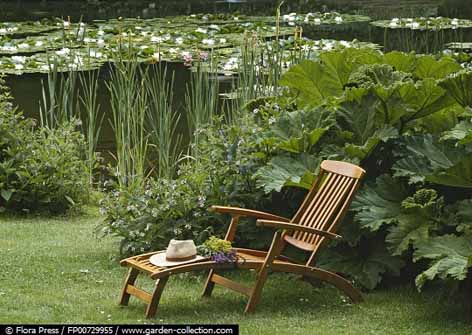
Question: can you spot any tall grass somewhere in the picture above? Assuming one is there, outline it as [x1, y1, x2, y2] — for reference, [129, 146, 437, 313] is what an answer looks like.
[107, 53, 149, 189]
[184, 60, 219, 154]
[39, 63, 79, 129]
[78, 70, 103, 185]
[224, 5, 290, 123]
[146, 64, 182, 179]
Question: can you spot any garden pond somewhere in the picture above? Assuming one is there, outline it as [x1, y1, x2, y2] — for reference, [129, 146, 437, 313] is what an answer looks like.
[2, 0, 472, 150]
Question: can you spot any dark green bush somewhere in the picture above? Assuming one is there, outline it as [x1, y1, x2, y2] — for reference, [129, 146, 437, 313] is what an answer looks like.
[0, 77, 90, 213]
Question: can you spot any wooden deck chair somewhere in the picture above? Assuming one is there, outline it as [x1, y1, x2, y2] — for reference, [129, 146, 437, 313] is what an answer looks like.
[119, 160, 366, 318]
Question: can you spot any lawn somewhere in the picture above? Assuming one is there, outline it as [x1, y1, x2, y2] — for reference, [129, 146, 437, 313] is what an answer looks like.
[1, 211, 471, 335]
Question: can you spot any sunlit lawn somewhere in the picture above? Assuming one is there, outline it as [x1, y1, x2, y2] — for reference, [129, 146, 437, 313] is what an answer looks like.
[1, 211, 471, 335]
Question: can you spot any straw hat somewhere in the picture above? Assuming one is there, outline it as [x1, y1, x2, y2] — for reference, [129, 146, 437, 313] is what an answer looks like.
[149, 239, 205, 267]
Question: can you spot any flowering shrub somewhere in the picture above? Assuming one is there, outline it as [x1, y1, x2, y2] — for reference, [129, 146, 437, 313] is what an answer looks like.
[99, 114, 277, 255]
[0, 77, 90, 213]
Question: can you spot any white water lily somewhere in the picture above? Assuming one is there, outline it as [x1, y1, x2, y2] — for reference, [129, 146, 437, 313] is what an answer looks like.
[0, 28, 7, 34]
[35, 40, 44, 47]
[12, 55, 26, 63]
[56, 47, 71, 56]
[301, 44, 310, 51]
[219, 38, 227, 44]
[89, 50, 103, 58]
[63, 21, 70, 28]
[340, 40, 351, 47]
[223, 57, 239, 72]
[175, 37, 184, 44]
[151, 52, 161, 61]
[335, 16, 343, 23]
[97, 39, 105, 47]
[314, 18, 321, 25]
[14, 64, 24, 70]
[73, 55, 83, 67]
[18, 43, 29, 49]
[322, 42, 334, 51]
[283, 13, 297, 22]
[181, 51, 191, 58]
[151, 35, 163, 43]
[139, 45, 149, 49]
[412, 22, 420, 29]
[40, 64, 52, 71]
[209, 24, 220, 30]
[451, 18, 459, 26]
[196, 27, 208, 34]
[98, 30, 105, 36]
[83, 37, 95, 43]
[1, 46, 18, 52]
[169, 47, 179, 54]
[202, 38, 215, 45]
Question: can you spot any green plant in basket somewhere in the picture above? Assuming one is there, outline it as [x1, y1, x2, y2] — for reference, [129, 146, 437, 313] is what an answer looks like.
[198, 237, 237, 263]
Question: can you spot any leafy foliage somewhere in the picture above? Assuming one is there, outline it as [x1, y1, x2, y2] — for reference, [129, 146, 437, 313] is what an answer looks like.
[393, 135, 472, 188]
[255, 154, 320, 192]
[100, 115, 276, 254]
[351, 175, 408, 231]
[317, 239, 405, 290]
[386, 189, 443, 256]
[0, 77, 89, 213]
[438, 70, 472, 107]
[265, 107, 335, 154]
[414, 234, 472, 290]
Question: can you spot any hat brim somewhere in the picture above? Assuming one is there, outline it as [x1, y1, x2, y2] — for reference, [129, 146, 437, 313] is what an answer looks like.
[149, 251, 206, 268]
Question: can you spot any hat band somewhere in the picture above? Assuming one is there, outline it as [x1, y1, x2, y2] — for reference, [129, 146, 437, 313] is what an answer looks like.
[166, 254, 197, 262]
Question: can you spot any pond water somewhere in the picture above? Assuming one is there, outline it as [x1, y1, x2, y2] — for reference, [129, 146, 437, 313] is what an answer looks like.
[2, 0, 472, 151]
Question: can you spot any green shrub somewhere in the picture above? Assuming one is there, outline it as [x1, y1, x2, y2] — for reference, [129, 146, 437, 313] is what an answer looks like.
[0, 77, 90, 213]
[99, 115, 276, 255]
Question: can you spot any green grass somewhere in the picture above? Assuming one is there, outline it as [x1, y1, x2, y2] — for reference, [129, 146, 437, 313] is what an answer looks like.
[0, 212, 471, 334]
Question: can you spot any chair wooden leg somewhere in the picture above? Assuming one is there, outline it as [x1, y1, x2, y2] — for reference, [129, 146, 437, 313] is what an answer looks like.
[202, 269, 216, 297]
[120, 268, 139, 306]
[244, 270, 269, 314]
[145, 277, 169, 319]
[245, 231, 284, 314]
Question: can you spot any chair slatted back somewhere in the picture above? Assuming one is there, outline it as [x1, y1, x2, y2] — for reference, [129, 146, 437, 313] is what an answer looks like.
[284, 160, 365, 262]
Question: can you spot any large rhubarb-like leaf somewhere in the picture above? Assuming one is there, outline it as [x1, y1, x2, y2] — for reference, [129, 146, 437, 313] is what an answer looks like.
[439, 70, 472, 108]
[414, 234, 472, 289]
[393, 134, 472, 188]
[267, 107, 335, 153]
[255, 154, 320, 193]
[386, 189, 443, 255]
[351, 175, 409, 231]
[280, 49, 381, 107]
[317, 240, 405, 290]
[413, 55, 462, 80]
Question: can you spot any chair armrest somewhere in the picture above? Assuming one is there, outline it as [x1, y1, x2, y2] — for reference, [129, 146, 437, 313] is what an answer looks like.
[256, 219, 342, 240]
[209, 206, 291, 222]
